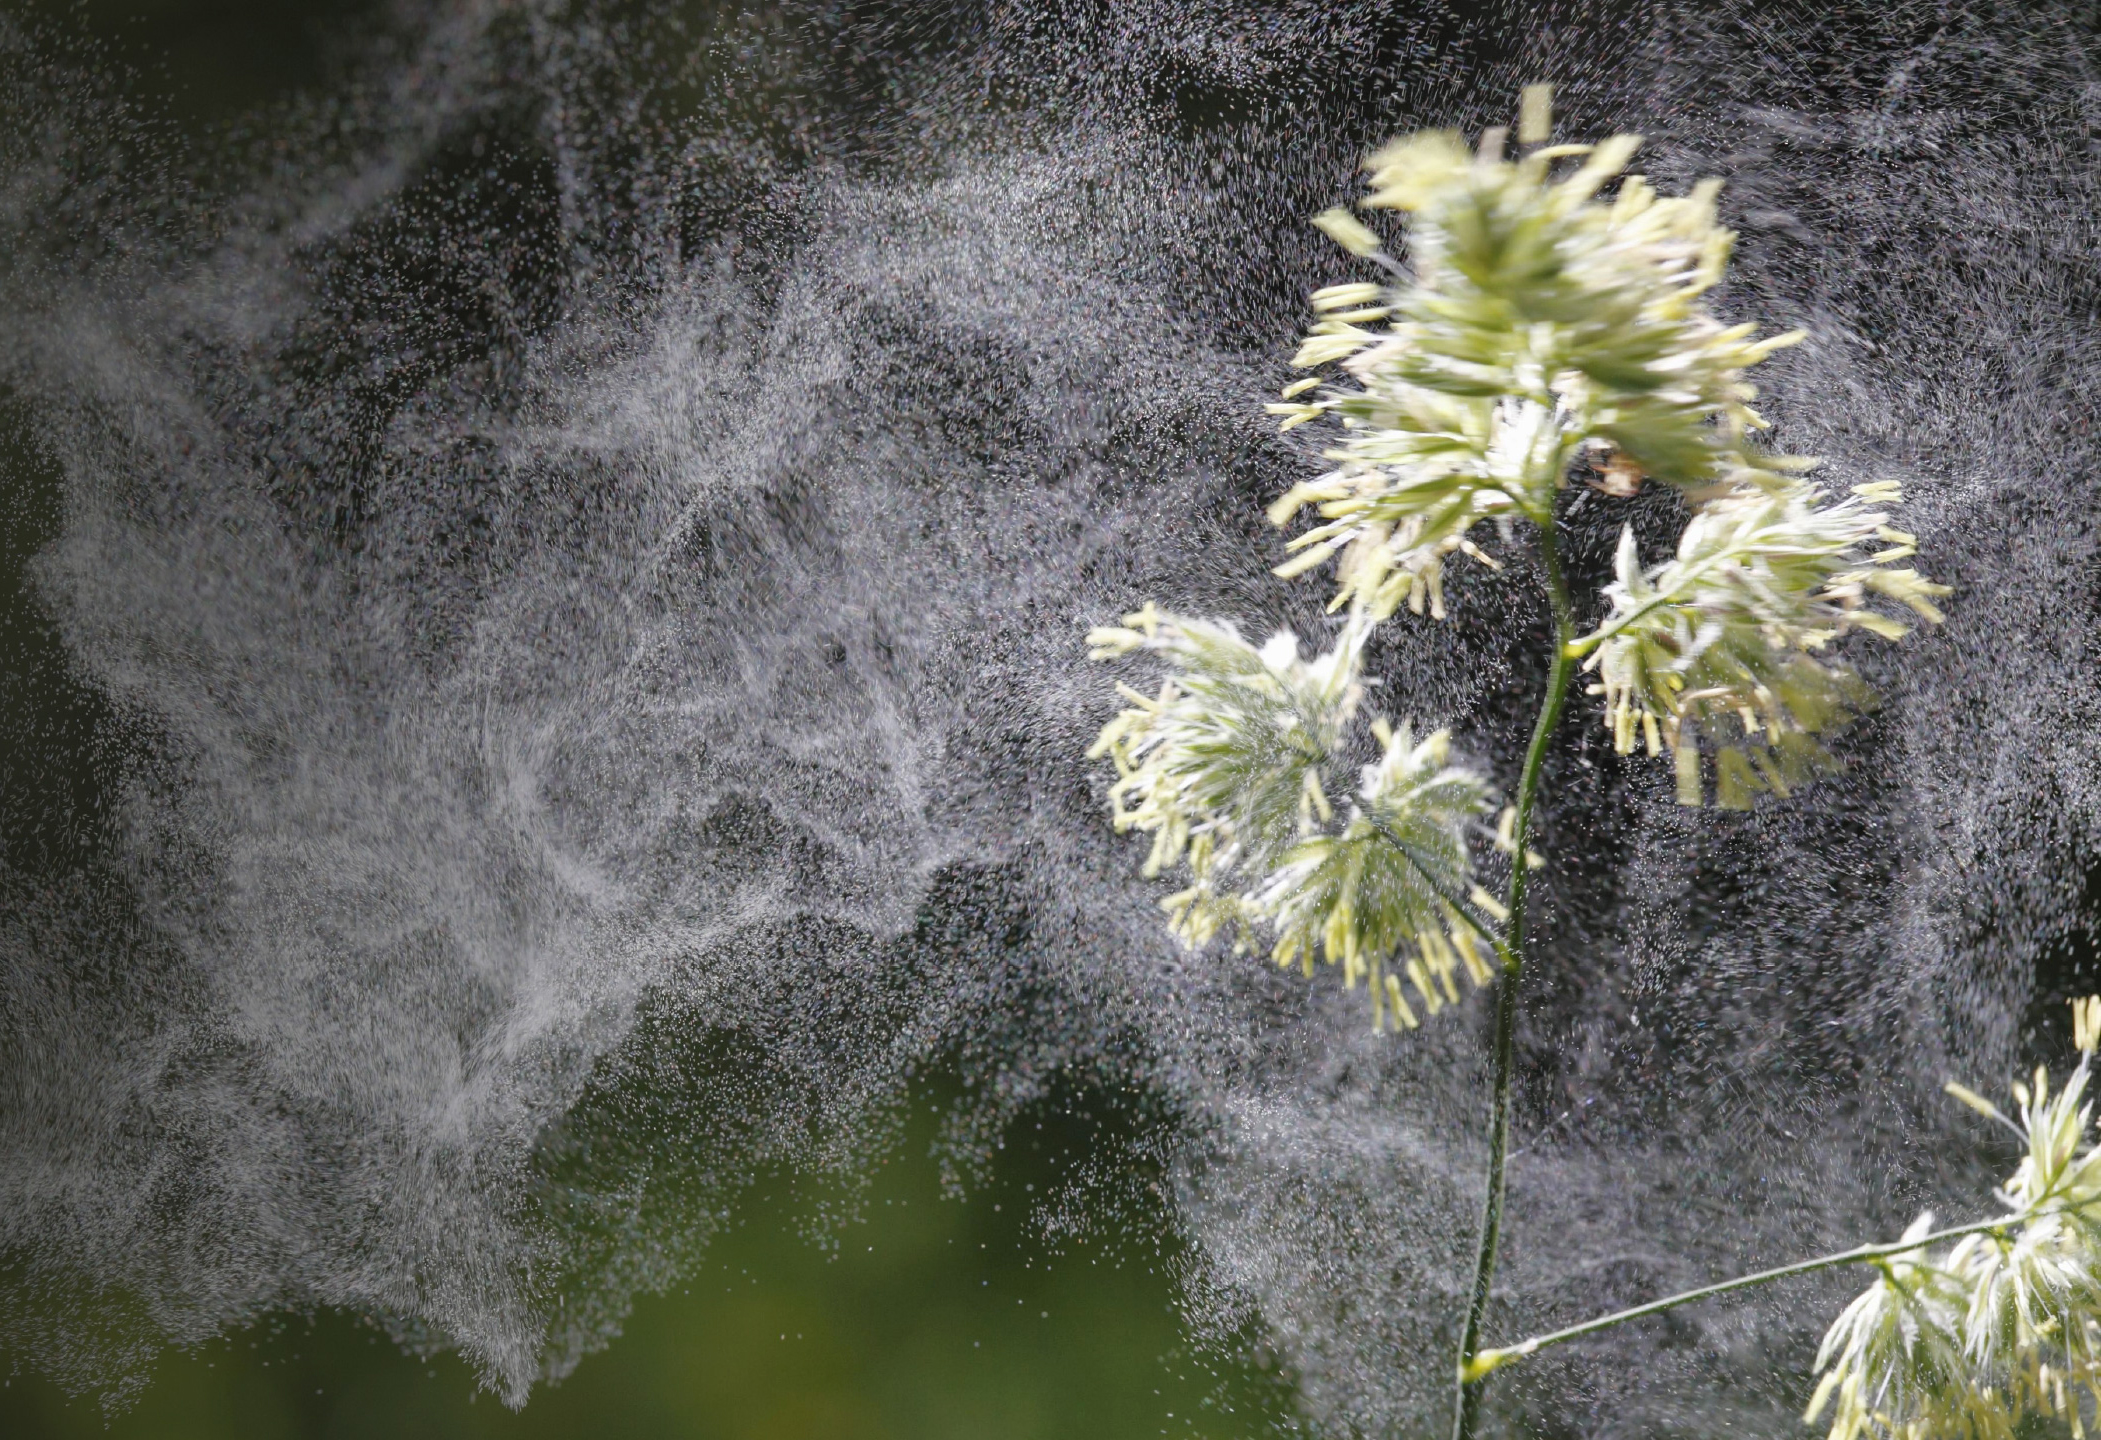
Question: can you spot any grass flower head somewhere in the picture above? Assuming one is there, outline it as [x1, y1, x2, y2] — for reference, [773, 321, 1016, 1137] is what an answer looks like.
[1087, 607, 1497, 1031]
[1268, 87, 1809, 622]
[1251, 719, 1499, 1032]
[1269, 87, 1946, 806]
[1575, 482, 1951, 807]
[1809, 1000, 2101, 1440]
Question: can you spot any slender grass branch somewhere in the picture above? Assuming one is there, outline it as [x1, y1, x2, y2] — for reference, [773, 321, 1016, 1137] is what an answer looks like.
[1561, 545, 1734, 658]
[1459, 1200, 2101, 1382]
[1364, 817, 1504, 946]
[1452, 521, 1578, 1440]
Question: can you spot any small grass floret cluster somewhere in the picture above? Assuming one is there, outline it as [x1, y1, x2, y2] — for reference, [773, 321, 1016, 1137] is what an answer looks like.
[1809, 999, 2101, 1440]
[1086, 606, 1497, 1033]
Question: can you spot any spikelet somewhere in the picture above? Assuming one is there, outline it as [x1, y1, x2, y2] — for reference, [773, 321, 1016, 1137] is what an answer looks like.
[1577, 487, 1949, 809]
[1088, 610, 1498, 1033]
[1085, 606, 1368, 948]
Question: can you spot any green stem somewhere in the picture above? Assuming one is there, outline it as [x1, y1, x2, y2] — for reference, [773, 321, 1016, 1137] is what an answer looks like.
[1459, 1202, 2092, 1381]
[1452, 522, 1578, 1440]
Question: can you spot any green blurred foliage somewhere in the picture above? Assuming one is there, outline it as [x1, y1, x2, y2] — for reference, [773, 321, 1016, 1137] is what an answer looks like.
[2, 1088, 1301, 1440]
[0, 7, 1310, 1437]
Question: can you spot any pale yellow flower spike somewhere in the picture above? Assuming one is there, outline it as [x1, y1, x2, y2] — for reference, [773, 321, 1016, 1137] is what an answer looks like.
[2076, 994, 2101, 1055]
[1943, 1080, 2009, 1127]
[1518, 83, 1553, 147]
[1384, 972, 1418, 1030]
[1450, 927, 1495, 988]
[1309, 207, 1383, 258]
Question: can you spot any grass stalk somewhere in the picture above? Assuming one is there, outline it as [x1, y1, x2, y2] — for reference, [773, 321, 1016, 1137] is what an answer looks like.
[1452, 521, 1576, 1440]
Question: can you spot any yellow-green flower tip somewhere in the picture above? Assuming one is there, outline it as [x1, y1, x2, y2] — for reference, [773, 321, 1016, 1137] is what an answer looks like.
[2074, 994, 2101, 1055]
[1461, 1344, 1530, 1382]
[1310, 207, 1383, 257]
[1943, 1080, 2006, 1123]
